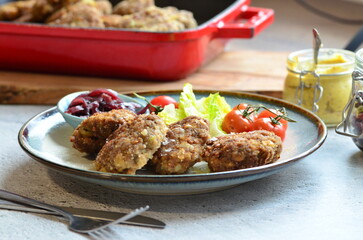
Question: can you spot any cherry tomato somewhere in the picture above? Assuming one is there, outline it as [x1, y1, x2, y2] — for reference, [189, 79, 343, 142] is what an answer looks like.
[233, 103, 258, 118]
[149, 96, 178, 112]
[222, 109, 255, 133]
[232, 103, 249, 110]
[253, 118, 286, 141]
[257, 109, 288, 130]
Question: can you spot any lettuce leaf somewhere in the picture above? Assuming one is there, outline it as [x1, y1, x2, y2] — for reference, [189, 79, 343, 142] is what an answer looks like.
[158, 83, 231, 137]
[157, 104, 185, 125]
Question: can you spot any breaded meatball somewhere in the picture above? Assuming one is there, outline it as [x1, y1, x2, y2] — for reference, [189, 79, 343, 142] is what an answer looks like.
[70, 109, 136, 154]
[46, 0, 105, 27]
[30, 0, 79, 22]
[94, 0, 112, 15]
[105, 6, 197, 31]
[112, 0, 154, 15]
[203, 130, 282, 172]
[102, 14, 123, 28]
[30, 0, 61, 22]
[95, 114, 167, 174]
[150, 116, 210, 175]
[0, 0, 35, 21]
[162, 6, 197, 29]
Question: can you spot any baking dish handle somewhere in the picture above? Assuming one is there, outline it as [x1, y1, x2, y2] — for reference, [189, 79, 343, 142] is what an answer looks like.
[214, 6, 274, 39]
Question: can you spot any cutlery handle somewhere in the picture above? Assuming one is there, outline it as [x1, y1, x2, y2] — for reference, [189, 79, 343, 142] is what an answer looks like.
[0, 189, 70, 219]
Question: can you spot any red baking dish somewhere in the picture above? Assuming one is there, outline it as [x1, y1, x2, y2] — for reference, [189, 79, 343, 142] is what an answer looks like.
[0, 0, 274, 81]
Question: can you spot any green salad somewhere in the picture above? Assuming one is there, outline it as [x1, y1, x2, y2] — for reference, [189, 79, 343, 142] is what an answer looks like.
[158, 83, 231, 137]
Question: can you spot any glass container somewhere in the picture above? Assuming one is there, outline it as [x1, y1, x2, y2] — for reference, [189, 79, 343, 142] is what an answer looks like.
[336, 48, 363, 150]
[283, 48, 355, 126]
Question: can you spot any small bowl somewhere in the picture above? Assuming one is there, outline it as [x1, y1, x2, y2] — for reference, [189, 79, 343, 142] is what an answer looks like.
[57, 91, 145, 128]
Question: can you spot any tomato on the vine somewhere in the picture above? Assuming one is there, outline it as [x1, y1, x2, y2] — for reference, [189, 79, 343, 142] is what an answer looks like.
[222, 109, 255, 133]
[257, 109, 288, 130]
[253, 117, 286, 140]
[222, 103, 294, 139]
[232, 103, 249, 110]
[233, 103, 258, 118]
[149, 95, 178, 112]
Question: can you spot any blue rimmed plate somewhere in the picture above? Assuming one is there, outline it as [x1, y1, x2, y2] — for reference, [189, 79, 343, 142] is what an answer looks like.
[18, 90, 327, 195]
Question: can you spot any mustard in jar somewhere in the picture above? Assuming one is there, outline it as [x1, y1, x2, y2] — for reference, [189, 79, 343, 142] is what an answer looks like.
[283, 48, 355, 126]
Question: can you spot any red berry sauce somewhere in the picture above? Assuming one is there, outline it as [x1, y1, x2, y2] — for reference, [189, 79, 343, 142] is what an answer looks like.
[65, 89, 142, 117]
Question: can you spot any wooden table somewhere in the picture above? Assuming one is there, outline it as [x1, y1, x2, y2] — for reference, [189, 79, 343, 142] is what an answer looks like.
[0, 50, 287, 104]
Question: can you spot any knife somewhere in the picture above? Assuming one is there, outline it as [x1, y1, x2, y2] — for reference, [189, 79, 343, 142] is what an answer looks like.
[0, 200, 165, 229]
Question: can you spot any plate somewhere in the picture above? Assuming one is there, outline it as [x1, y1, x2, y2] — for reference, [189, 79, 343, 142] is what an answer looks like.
[18, 90, 327, 195]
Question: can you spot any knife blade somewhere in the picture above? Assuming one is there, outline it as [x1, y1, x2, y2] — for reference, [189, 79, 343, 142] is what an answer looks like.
[0, 200, 165, 229]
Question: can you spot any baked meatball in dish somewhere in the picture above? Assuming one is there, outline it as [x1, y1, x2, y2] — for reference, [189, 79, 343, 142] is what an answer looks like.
[0, 0, 198, 31]
[203, 130, 282, 172]
[104, 5, 197, 31]
[150, 116, 210, 175]
[46, 0, 106, 27]
[70, 109, 136, 154]
[0, 0, 35, 21]
[95, 114, 167, 174]
[29, 0, 82, 23]
[112, 0, 154, 15]
[94, 0, 112, 15]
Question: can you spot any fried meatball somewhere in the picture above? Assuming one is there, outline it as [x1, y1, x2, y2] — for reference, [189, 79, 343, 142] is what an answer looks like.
[95, 114, 167, 174]
[102, 14, 123, 28]
[112, 0, 154, 15]
[94, 0, 112, 15]
[203, 130, 282, 172]
[29, 0, 79, 22]
[105, 6, 197, 31]
[30, 0, 61, 22]
[46, 0, 105, 27]
[70, 109, 136, 154]
[0, 0, 35, 21]
[162, 6, 197, 29]
[150, 116, 210, 175]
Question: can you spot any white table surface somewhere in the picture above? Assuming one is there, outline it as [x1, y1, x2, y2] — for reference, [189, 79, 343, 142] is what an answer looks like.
[0, 105, 363, 240]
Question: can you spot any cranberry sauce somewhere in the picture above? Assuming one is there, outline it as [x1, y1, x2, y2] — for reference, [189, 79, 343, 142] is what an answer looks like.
[65, 89, 142, 117]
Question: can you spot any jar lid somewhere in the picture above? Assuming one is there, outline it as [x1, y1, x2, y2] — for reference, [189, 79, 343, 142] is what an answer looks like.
[287, 48, 355, 76]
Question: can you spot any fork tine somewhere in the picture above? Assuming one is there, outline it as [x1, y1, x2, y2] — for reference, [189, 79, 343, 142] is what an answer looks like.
[89, 230, 115, 240]
[88, 232, 103, 240]
[85, 205, 150, 234]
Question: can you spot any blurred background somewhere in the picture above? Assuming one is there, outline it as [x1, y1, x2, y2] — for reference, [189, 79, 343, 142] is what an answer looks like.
[1, 0, 361, 52]
[227, 0, 363, 52]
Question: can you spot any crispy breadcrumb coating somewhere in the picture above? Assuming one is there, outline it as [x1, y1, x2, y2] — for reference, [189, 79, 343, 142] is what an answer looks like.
[203, 130, 282, 172]
[29, 0, 80, 23]
[95, 114, 167, 174]
[0, 0, 198, 31]
[150, 116, 210, 174]
[112, 0, 153, 15]
[104, 6, 197, 31]
[46, 0, 106, 27]
[70, 109, 136, 154]
[0, 0, 35, 21]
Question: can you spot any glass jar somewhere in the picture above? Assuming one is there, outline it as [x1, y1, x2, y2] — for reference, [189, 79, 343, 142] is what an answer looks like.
[336, 48, 363, 150]
[283, 48, 355, 126]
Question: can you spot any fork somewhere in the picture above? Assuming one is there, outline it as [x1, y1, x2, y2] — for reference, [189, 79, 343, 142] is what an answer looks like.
[0, 189, 149, 234]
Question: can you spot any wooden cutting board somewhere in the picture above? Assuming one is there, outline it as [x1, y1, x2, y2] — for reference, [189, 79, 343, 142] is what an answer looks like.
[0, 50, 288, 104]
